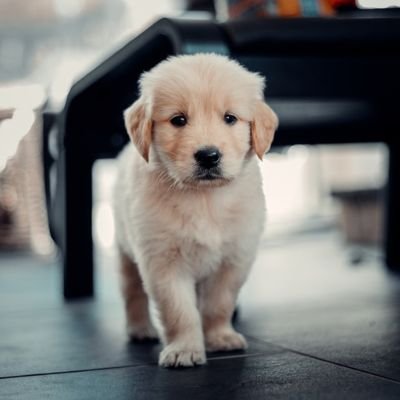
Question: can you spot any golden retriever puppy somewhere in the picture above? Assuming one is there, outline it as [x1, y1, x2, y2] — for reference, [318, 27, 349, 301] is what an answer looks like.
[113, 53, 278, 368]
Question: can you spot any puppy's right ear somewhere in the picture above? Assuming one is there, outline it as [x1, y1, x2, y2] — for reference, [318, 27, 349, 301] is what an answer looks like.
[124, 98, 153, 162]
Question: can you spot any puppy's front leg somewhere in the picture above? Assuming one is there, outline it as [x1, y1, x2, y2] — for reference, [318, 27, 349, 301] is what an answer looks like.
[144, 254, 206, 368]
[200, 262, 249, 352]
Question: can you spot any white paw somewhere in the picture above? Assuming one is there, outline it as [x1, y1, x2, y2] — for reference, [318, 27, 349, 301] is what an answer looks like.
[205, 329, 248, 352]
[159, 343, 206, 368]
[128, 323, 159, 341]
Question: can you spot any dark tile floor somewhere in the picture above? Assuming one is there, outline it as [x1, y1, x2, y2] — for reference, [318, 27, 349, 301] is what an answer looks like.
[1, 230, 400, 399]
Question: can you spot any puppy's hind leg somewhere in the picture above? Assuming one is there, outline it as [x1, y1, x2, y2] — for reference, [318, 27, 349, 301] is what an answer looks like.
[119, 251, 158, 341]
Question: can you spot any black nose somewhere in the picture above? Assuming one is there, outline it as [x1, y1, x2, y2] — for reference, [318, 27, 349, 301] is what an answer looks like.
[194, 147, 221, 169]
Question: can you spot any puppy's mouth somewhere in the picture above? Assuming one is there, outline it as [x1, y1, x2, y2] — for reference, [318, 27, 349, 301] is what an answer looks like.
[185, 167, 232, 188]
[194, 166, 223, 181]
[196, 170, 221, 181]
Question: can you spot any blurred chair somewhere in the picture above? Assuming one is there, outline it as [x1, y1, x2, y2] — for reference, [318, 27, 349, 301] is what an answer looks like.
[45, 14, 400, 298]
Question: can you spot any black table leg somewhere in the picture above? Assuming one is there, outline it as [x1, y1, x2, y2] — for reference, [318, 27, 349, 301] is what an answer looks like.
[385, 141, 400, 271]
[58, 146, 94, 299]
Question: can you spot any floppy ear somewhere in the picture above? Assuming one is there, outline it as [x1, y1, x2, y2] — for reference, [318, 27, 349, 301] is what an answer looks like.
[251, 101, 278, 160]
[124, 98, 153, 162]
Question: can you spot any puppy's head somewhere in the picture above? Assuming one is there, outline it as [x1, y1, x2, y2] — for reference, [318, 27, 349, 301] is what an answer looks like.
[124, 54, 278, 188]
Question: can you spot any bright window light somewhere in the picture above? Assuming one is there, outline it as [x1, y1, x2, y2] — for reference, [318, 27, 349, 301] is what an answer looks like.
[357, 0, 400, 8]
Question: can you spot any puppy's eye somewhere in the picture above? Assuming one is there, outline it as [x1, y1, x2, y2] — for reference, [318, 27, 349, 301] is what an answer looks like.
[170, 115, 187, 127]
[224, 113, 237, 125]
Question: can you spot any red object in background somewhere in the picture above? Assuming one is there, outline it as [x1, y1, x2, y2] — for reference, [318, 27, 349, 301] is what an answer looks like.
[224, 1, 359, 19]
[327, 0, 357, 8]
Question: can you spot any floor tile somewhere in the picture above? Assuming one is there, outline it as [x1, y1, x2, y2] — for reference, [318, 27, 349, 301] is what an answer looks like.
[237, 232, 400, 381]
[0, 299, 278, 378]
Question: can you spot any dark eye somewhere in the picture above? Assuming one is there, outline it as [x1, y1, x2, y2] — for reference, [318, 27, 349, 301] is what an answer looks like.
[224, 113, 237, 125]
[170, 115, 187, 127]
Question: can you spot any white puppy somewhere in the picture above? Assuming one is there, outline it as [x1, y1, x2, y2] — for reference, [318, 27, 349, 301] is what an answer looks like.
[113, 53, 278, 368]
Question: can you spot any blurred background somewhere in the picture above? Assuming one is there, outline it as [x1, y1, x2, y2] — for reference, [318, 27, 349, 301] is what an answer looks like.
[0, 0, 396, 264]
[2, 3, 400, 395]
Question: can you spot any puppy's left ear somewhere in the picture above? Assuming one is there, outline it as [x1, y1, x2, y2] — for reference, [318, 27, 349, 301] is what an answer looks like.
[124, 98, 153, 162]
[251, 101, 278, 160]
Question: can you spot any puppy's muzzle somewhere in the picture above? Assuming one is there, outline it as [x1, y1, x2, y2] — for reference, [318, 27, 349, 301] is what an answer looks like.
[194, 147, 221, 169]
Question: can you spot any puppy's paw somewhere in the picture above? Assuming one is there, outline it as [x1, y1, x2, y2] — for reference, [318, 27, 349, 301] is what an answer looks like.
[205, 329, 248, 352]
[159, 343, 206, 368]
[128, 323, 159, 342]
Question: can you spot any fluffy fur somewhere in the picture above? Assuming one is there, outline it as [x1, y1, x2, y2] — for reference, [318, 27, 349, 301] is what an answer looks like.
[113, 54, 278, 368]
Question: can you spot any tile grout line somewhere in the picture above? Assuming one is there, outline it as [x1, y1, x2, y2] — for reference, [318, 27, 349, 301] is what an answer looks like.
[245, 334, 400, 385]
[0, 363, 149, 381]
[0, 349, 282, 381]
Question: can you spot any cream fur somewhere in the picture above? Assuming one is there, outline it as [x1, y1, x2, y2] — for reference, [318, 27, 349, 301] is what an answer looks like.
[113, 54, 278, 368]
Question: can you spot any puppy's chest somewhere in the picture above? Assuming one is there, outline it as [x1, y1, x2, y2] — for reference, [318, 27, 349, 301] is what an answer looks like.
[170, 198, 237, 279]
[167, 195, 238, 250]
[142, 190, 251, 279]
